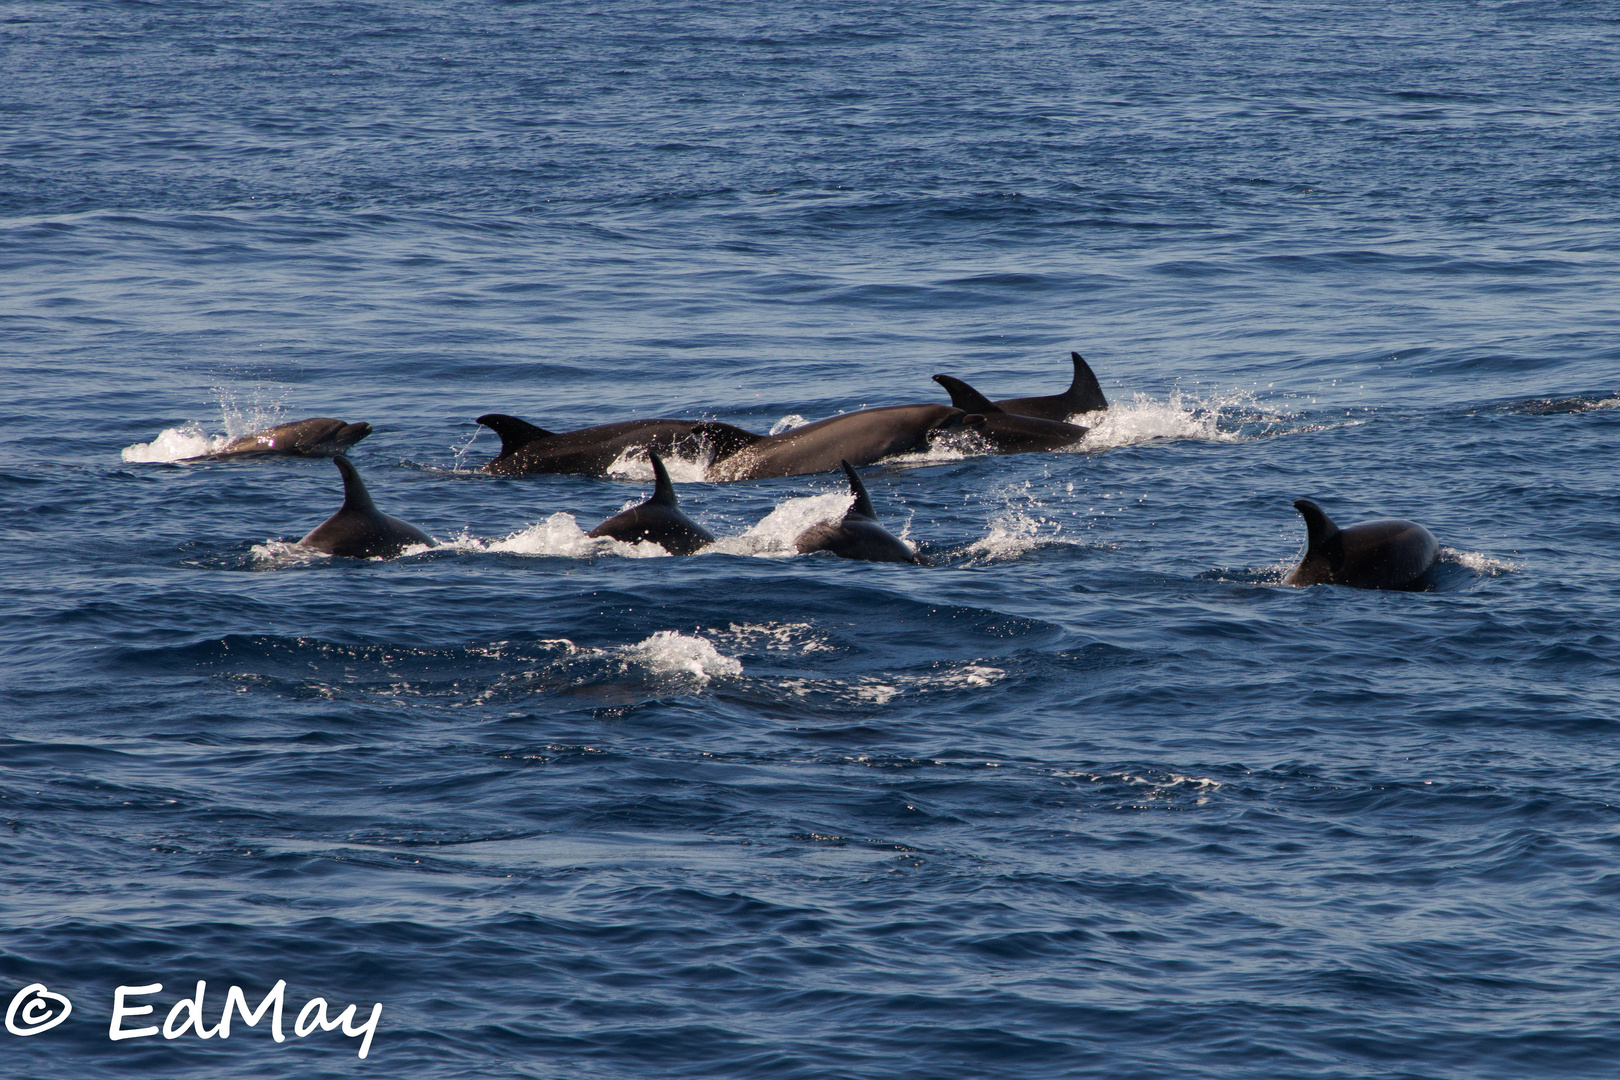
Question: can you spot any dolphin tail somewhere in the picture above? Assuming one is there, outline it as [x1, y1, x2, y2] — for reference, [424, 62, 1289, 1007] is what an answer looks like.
[1293, 499, 1340, 553]
[691, 422, 764, 461]
[647, 451, 678, 505]
[333, 455, 378, 514]
[1064, 353, 1108, 413]
[476, 414, 552, 457]
[932, 374, 1003, 414]
[840, 460, 877, 520]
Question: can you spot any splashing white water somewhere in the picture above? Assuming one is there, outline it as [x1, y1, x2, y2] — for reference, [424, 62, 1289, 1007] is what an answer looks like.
[626, 630, 743, 682]
[1446, 548, 1522, 575]
[779, 662, 1006, 706]
[1067, 391, 1248, 450]
[122, 382, 294, 462]
[603, 447, 716, 484]
[706, 493, 853, 558]
[122, 422, 228, 462]
[769, 413, 812, 435]
[446, 513, 672, 558]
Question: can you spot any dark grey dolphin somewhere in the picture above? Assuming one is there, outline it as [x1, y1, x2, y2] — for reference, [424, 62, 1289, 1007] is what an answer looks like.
[708, 399, 1083, 482]
[708, 404, 968, 481]
[298, 456, 435, 558]
[186, 417, 372, 460]
[930, 375, 1091, 448]
[586, 451, 714, 555]
[476, 413, 761, 477]
[1283, 499, 1439, 590]
[794, 460, 925, 565]
[936, 352, 1108, 421]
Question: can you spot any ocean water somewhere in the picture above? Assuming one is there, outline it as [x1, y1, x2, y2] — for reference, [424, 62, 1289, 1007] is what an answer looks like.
[4, 2, 1619, 1076]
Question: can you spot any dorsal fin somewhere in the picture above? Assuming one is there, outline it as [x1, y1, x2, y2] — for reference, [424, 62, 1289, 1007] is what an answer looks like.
[1063, 352, 1108, 413]
[647, 451, 677, 506]
[333, 455, 377, 514]
[841, 460, 877, 520]
[475, 413, 552, 457]
[1293, 499, 1340, 553]
[932, 374, 1004, 414]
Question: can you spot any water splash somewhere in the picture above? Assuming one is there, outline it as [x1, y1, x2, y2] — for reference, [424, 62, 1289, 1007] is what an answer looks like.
[1446, 548, 1522, 575]
[626, 630, 743, 682]
[122, 422, 226, 462]
[706, 493, 852, 558]
[121, 382, 294, 462]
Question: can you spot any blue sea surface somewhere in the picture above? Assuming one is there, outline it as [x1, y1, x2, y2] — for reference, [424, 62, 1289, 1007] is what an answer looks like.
[3, 2, 1619, 1076]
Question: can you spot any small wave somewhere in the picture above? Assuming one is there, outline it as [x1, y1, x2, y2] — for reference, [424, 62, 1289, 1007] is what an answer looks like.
[208, 630, 741, 704]
[712, 621, 837, 654]
[1052, 769, 1222, 807]
[778, 662, 1006, 706]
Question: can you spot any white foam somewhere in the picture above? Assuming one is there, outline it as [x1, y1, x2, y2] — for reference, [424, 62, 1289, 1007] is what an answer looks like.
[603, 447, 714, 484]
[1446, 548, 1522, 575]
[122, 422, 227, 462]
[778, 662, 1006, 705]
[1067, 391, 1250, 450]
[442, 512, 672, 559]
[769, 414, 812, 435]
[714, 622, 837, 653]
[248, 539, 330, 567]
[122, 382, 293, 462]
[624, 630, 742, 682]
[706, 493, 853, 558]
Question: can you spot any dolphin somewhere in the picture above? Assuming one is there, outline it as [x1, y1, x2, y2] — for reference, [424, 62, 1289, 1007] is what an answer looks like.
[185, 417, 372, 460]
[794, 460, 925, 565]
[477, 414, 761, 477]
[935, 352, 1108, 421]
[298, 456, 436, 558]
[930, 375, 1091, 447]
[586, 451, 714, 555]
[1283, 499, 1439, 590]
[708, 399, 1084, 482]
[707, 404, 969, 481]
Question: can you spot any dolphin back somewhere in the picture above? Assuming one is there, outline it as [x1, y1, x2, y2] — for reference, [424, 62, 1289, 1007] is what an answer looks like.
[299, 458, 434, 558]
[1285, 498, 1438, 589]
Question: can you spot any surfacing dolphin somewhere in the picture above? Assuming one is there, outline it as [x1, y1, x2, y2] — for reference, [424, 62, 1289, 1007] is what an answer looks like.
[1283, 498, 1439, 590]
[794, 460, 926, 565]
[930, 375, 1090, 447]
[476, 414, 761, 477]
[185, 417, 372, 460]
[586, 451, 714, 555]
[935, 352, 1108, 421]
[709, 399, 1083, 482]
[298, 456, 436, 558]
[707, 404, 972, 481]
